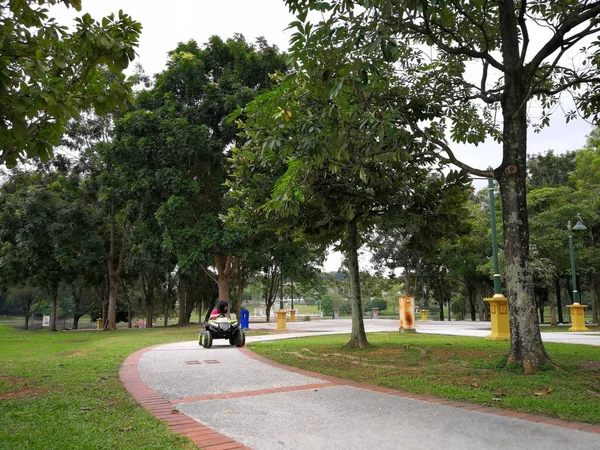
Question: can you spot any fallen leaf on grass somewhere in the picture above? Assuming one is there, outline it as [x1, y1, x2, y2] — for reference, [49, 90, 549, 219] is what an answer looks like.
[471, 383, 479, 388]
[119, 427, 134, 432]
[170, 409, 181, 414]
[492, 397, 503, 402]
[534, 387, 552, 396]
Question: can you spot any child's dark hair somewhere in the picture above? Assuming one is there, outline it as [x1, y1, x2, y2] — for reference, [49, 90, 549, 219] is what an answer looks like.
[216, 300, 229, 315]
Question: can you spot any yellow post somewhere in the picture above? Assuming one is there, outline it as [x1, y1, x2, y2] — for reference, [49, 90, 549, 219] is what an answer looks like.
[290, 309, 296, 322]
[567, 303, 590, 331]
[276, 310, 287, 331]
[96, 318, 103, 330]
[420, 310, 428, 321]
[399, 296, 416, 332]
[484, 295, 510, 340]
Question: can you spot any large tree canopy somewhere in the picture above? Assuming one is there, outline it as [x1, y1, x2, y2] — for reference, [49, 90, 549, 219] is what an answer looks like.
[283, 0, 600, 372]
[228, 46, 471, 347]
[111, 35, 288, 307]
[0, 0, 141, 167]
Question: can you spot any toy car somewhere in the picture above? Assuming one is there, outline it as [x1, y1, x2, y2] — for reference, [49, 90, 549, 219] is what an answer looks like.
[199, 315, 246, 348]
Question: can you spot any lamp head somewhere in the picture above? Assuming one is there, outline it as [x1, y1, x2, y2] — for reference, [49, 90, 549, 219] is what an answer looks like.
[572, 216, 587, 231]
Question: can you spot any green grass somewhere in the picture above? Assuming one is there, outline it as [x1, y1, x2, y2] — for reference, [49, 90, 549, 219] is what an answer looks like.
[248, 332, 600, 424]
[0, 324, 265, 450]
[540, 325, 599, 332]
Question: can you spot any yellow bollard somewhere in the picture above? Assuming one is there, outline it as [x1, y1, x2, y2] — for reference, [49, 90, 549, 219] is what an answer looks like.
[399, 296, 416, 332]
[567, 303, 590, 332]
[276, 310, 287, 331]
[290, 309, 296, 322]
[484, 295, 510, 340]
[420, 309, 428, 321]
[97, 318, 103, 330]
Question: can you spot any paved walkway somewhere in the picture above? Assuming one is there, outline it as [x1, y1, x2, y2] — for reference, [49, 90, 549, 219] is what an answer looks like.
[120, 320, 600, 450]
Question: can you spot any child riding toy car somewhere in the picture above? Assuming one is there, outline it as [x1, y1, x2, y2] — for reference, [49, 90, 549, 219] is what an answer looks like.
[198, 300, 246, 348]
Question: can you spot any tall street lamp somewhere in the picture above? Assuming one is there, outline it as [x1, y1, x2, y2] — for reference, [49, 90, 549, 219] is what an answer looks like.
[280, 263, 284, 310]
[566, 215, 590, 332]
[567, 216, 587, 304]
[483, 177, 510, 340]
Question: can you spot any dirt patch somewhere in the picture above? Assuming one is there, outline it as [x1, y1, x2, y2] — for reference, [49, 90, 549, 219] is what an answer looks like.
[0, 376, 27, 384]
[0, 379, 50, 400]
[428, 348, 495, 360]
[579, 361, 600, 371]
[0, 387, 50, 400]
[59, 349, 88, 357]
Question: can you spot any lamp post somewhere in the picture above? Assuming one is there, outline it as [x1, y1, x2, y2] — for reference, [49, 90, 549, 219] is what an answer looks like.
[280, 270, 284, 310]
[567, 216, 587, 304]
[566, 216, 590, 332]
[483, 177, 510, 340]
[488, 178, 502, 295]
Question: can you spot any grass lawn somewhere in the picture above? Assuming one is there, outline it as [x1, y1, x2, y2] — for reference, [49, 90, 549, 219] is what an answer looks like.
[0, 324, 266, 450]
[540, 325, 599, 332]
[249, 332, 600, 424]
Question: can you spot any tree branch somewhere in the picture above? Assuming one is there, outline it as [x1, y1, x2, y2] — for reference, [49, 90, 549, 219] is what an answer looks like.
[518, 0, 530, 61]
[429, 136, 494, 178]
[416, 4, 505, 72]
[528, 2, 600, 71]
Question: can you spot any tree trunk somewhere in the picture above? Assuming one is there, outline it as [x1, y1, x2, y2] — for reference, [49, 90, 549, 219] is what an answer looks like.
[556, 276, 563, 323]
[163, 300, 169, 327]
[345, 219, 368, 348]
[146, 304, 154, 328]
[178, 283, 189, 326]
[263, 265, 279, 324]
[548, 281, 558, 327]
[215, 254, 232, 302]
[498, 3, 551, 371]
[24, 304, 30, 331]
[106, 205, 127, 331]
[46, 282, 59, 332]
[106, 273, 118, 330]
[468, 287, 476, 321]
[236, 275, 245, 317]
[591, 274, 600, 325]
[73, 314, 83, 330]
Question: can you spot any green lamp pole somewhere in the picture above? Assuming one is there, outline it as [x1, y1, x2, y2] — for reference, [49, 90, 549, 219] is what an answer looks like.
[280, 263, 284, 310]
[482, 177, 510, 340]
[488, 178, 502, 295]
[567, 216, 587, 304]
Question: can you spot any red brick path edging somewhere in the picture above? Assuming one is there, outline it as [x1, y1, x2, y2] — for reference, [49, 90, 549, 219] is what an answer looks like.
[119, 346, 251, 450]
[120, 345, 600, 450]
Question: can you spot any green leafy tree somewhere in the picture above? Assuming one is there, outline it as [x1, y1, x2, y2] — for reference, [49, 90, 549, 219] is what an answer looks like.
[0, 0, 141, 167]
[6, 285, 41, 330]
[528, 151, 577, 190]
[284, 0, 600, 372]
[229, 51, 470, 347]
[113, 36, 287, 309]
[0, 160, 102, 331]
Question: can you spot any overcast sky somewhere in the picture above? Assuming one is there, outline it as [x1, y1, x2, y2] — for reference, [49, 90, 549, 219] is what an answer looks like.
[52, 1, 595, 271]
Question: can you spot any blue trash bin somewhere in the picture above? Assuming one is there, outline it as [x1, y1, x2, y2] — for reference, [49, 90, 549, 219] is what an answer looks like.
[240, 309, 250, 330]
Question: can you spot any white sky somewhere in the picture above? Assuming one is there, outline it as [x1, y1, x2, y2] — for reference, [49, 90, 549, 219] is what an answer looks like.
[51, 1, 595, 272]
